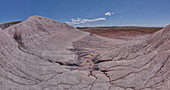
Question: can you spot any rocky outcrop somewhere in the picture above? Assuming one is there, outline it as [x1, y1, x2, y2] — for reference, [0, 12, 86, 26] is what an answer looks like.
[0, 21, 22, 30]
[0, 16, 169, 90]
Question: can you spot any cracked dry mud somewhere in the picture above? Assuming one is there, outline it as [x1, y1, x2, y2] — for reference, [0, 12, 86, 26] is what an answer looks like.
[0, 16, 169, 90]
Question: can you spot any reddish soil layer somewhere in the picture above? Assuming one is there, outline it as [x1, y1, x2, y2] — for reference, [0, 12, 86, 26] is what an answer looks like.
[78, 27, 163, 39]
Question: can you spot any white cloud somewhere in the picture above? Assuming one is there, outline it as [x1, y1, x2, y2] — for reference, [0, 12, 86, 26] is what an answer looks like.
[105, 12, 114, 16]
[120, 16, 124, 18]
[66, 17, 106, 25]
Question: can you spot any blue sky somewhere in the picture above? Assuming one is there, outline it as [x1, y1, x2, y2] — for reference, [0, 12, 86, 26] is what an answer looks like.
[0, 0, 170, 27]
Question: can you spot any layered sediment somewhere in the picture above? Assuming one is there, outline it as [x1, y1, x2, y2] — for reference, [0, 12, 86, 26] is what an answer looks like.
[0, 16, 169, 90]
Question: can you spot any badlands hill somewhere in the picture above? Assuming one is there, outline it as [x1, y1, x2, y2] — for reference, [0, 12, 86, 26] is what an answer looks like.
[0, 16, 169, 90]
[0, 21, 22, 30]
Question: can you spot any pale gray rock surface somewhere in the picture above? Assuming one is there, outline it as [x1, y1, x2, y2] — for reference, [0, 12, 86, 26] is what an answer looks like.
[0, 21, 22, 30]
[0, 16, 169, 90]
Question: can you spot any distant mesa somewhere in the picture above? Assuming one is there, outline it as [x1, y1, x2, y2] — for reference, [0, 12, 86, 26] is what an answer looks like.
[78, 26, 163, 40]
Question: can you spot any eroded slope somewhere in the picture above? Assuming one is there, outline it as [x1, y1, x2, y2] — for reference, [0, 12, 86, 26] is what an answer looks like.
[0, 16, 169, 90]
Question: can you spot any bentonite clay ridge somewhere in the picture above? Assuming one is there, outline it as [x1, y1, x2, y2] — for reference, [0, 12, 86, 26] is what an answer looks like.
[0, 16, 169, 90]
